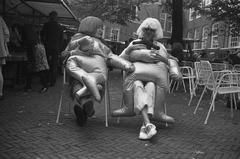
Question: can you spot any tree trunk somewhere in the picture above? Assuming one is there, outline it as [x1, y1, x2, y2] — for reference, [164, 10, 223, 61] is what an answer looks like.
[171, 0, 184, 61]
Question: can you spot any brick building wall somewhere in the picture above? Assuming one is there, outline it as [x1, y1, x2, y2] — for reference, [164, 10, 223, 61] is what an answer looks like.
[183, 8, 240, 51]
[102, 3, 172, 42]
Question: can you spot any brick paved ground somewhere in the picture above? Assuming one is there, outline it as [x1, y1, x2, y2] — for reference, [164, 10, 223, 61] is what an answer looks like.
[0, 70, 240, 159]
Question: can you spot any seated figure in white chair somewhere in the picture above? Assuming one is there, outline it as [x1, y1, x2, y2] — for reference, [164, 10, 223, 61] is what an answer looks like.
[112, 18, 182, 140]
[62, 16, 135, 126]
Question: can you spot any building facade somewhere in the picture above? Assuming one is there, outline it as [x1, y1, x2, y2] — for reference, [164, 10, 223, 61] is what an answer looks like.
[183, 0, 240, 52]
[102, 3, 172, 43]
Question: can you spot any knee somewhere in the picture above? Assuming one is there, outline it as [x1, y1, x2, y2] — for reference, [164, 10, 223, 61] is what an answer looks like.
[66, 58, 78, 72]
[145, 82, 155, 89]
[133, 80, 143, 88]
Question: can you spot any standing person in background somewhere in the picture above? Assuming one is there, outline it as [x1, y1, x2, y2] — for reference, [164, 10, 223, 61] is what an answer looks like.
[41, 11, 63, 87]
[22, 23, 38, 92]
[0, 16, 10, 100]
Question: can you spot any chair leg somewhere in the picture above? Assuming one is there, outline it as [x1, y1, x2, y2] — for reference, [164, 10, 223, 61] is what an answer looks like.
[191, 78, 196, 96]
[194, 85, 207, 114]
[233, 93, 237, 110]
[169, 80, 173, 93]
[188, 78, 193, 106]
[230, 93, 233, 118]
[104, 82, 109, 127]
[204, 92, 217, 124]
[176, 81, 180, 91]
[56, 90, 64, 123]
[188, 93, 193, 106]
[164, 103, 168, 127]
[210, 92, 215, 112]
[171, 81, 177, 93]
[182, 79, 186, 92]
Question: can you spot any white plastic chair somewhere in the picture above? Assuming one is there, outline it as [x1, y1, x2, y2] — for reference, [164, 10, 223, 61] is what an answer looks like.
[204, 72, 240, 124]
[56, 68, 111, 127]
[170, 66, 196, 106]
[193, 61, 232, 115]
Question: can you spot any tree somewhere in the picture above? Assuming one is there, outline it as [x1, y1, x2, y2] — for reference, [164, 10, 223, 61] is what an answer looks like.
[208, 0, 240, 36]
[67, 0, 139, 25]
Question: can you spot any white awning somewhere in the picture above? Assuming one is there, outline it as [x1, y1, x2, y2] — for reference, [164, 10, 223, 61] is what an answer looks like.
[1, 0, 78, 24]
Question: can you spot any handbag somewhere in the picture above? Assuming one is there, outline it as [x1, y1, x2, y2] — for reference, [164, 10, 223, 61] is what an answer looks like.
[34, 43, 49, 72]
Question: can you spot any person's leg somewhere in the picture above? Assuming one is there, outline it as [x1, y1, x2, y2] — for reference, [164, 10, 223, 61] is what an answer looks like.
[39, 70, 48, 93]
[0, 65, 3, 97]
[141, 106, 150, 125]
[153, 63, 175, 123]
[66, 56, 94, 99]
[144, 82, 155, 116]
[134, 81, 157, 140]
[50, 49, 58, 86]
[82, 72, 105, 102]
[25, 45, 35, 91]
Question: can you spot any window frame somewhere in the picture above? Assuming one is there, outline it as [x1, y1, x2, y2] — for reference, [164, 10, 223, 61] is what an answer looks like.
[229, 35, 240, 48]
[201, 25, 208, 49]
[102, 25, 106, 39]
[110, 28, 120, 42]
[211, 22, 219, 48]
[194, 28, 200, 49]
[189, 8, 194, 21]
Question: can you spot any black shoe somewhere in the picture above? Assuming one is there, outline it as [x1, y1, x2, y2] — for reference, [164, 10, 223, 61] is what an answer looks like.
[39, 87, 48, 93]
[82, 100, 95, 117]
[74, 105, 87, 126]
[0, 95, 4, 101]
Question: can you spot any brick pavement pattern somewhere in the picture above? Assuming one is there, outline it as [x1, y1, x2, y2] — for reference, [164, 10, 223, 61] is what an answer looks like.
[0, 70, 240, 159]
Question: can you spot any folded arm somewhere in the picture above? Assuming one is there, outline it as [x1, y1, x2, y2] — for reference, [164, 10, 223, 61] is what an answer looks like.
[107, 53, 135, 73]
[129, 49, 169, 65]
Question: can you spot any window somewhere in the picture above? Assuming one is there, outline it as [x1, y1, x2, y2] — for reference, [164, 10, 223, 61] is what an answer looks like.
[196, 2, 202, 19]
[202, 26, 208, 49]
[229, 35, 240, 48]
[159, 13, 166, 31]
[211, 23, 219, 48]
[189, 8, 194, 21]
[166, 21, 172, 33]
[204, 0, 212, 6]
[110, 28, 120, 42]
[102, 25, 106, 39]
[196, 12, 201, 19]
[187, 30, 194, 39]
[194, 29, 201, 49]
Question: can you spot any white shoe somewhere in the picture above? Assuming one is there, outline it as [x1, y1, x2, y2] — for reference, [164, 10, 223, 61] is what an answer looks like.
[139, 124, 157, 140]
[145, 123, 157, 138]
[139, 125, 148, 140]
[158, 112, 175, 123]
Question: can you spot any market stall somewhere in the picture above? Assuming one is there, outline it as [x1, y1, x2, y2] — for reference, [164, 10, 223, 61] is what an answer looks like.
[0, 0, 78, 87]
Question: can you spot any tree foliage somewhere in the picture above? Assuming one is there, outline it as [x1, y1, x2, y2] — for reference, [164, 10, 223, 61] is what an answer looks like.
[208, 0, 240, 35]
[184, 0, 240, 36]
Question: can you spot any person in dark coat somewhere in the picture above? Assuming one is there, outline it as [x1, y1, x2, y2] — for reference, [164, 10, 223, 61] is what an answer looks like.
[41, 11, 63, 86]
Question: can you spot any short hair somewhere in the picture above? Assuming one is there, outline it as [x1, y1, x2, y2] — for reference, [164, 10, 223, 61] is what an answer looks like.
[49, 11, 58, 20]
[136, 18, 163, 40]
[78, 16, 103, 36]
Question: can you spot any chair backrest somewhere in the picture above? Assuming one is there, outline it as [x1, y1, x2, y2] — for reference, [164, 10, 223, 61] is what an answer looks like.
[194, 61, 200, 80]
[199, 60, 216, 90]
[233, 64, 240, 73]
[217, 73, 240, 90]
[180, 66, 193, 78]
[211, 63, 227, 71]
[182, 61, 194, 68]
